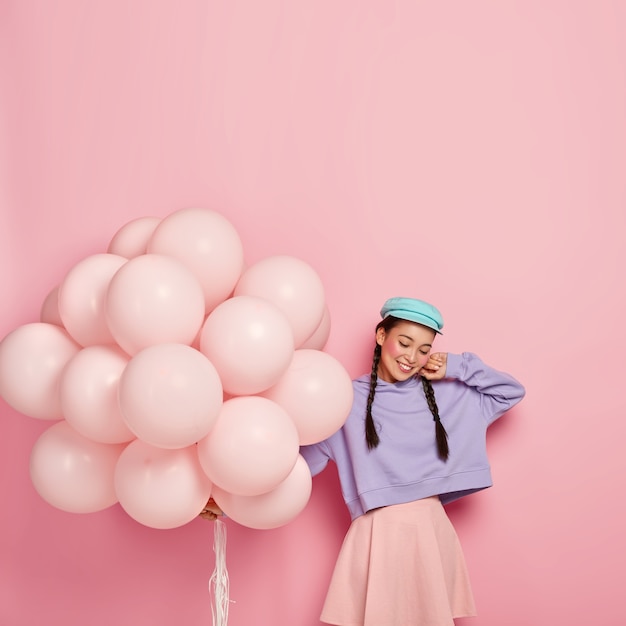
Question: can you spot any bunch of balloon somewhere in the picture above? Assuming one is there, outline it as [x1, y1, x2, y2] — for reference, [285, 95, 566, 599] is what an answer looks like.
[0, 208, 354, 531]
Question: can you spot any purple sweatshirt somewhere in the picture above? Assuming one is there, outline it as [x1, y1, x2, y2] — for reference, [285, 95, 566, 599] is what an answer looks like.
[300, 352, 525, 520]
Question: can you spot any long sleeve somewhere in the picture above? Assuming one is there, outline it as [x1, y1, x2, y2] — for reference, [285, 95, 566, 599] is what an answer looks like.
[300, 439, 333, 477]
[443, 352, 526, 425]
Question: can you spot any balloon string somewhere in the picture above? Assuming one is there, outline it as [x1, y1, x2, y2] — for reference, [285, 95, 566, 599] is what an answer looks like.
[209, 518, 231, 626]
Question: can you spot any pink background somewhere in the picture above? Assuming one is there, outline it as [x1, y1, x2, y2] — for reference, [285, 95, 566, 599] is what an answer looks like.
[1, 1, 625, 625]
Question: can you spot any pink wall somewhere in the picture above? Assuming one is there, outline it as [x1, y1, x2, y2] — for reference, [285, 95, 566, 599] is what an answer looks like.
[1, 1, 625, 624]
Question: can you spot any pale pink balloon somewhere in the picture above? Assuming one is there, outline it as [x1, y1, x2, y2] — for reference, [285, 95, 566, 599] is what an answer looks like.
[299, 304, 331, 350]
[115, 440, 212, 529]
[60, 345, 135, 444]
[147, 208, 244, 312]
[40, 285, 64, 326]
[212, 455, 312, 529]
[107, 216, 161, 259]
[199, 295, 294, 396]
[30, 421, 126, 513]
[105, 254, 205, 355]
[118, 343, 223, 449]
[0, 323, 81, 419]
[234, 255, 326, 347]
[58, 253, 128, 347]
[190, 314, 208, 351]
[261, 349, 354, 445]
[197, 396, 300, 496]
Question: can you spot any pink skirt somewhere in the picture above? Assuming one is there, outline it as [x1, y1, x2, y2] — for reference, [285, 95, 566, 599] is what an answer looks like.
[320, 497, 476, 626]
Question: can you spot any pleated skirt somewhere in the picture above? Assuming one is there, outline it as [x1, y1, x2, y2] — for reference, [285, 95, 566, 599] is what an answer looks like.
[320, 497, 476, 626]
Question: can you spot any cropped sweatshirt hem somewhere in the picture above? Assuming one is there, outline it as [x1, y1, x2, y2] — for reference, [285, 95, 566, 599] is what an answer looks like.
[345, 467, 493, 519]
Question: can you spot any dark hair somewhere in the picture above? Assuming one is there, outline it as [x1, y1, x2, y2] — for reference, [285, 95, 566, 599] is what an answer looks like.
[365, 316, 449, 461]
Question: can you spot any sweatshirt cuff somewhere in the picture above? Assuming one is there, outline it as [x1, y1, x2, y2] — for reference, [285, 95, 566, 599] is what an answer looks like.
[444, 352, 464, 379]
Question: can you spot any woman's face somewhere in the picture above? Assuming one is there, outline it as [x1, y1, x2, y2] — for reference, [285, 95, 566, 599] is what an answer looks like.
[376, 320, 436, 383]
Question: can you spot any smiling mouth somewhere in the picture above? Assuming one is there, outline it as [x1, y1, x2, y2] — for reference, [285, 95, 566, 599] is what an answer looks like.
[397, 362, 413, 373]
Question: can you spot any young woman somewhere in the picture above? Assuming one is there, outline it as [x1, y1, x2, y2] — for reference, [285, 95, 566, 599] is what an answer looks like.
[300, 296, 525, 625]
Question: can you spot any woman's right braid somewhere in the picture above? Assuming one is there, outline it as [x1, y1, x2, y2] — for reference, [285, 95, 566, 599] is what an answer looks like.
[365, 344, 381, 449]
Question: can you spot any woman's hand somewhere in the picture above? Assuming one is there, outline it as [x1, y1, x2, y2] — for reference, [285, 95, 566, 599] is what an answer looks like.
[419, 352, 448, 380]
[199, 497, 223, 521]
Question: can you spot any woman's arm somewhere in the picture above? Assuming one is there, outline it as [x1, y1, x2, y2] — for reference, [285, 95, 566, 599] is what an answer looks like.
[421, 351, 526, 422]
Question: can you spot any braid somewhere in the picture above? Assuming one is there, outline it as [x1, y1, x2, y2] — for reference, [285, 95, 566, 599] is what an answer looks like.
[365, 344, 381, 449]
[422, 377, 449, 461]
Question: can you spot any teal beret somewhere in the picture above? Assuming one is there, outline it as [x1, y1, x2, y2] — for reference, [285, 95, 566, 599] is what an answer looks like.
[380, 297, 444, 334]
